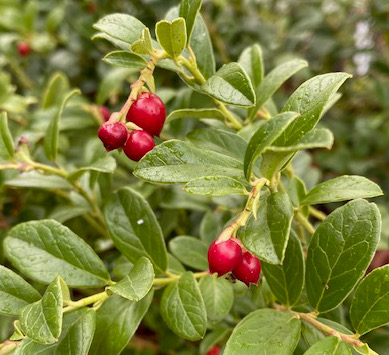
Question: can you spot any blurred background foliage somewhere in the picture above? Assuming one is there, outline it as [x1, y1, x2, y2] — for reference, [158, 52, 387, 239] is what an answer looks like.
[0, 0, 389, 353]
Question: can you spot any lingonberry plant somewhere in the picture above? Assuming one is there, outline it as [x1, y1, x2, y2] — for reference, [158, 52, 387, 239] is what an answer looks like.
[0, 0, 387, 354]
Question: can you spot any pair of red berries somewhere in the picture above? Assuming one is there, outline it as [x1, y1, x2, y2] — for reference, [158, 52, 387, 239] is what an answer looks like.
[208, 238, 261, 286]
[98, 92, 166, 161]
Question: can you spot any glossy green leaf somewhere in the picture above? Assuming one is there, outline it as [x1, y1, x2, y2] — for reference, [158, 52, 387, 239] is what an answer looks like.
[89, 292, 153, 355]
[169, 236, 208, 270]
[199, 274, 234, 322]
[167, 108, 225, 122]
[350, 265, 389, 335]
[244, 112, 299, 180]
[262, 231, 305, 306]
[302, 175, 383, 205]
[185, 176, 248, 196]
[224, 309, 301, 355]
[131, 28, 153, 54]
[241, 192, 294, 264]
[134, 140, 244, 183]
[303, 336, 351, 354]
[0, 112, 14, 160]
[202, 62, 256, 107]
[161, 271, 207, 341]
[68, 156, 117, 181]
[179, 0, 202, 40]
[306, 199, 381, 312]
[156, 18, 187, 59]
[287, 176, 307, 207]
[107, 257, 154, 302]
[4, 220, 110, 287]
[41, 72, 69, 109]
[103, 50, 147, 69]
[105, 187, 167, 272]
[20, 277, 63, 344]
[4, 171, 73, 190]
[0, 266, 41, 316]
[238, 44, 264, 88]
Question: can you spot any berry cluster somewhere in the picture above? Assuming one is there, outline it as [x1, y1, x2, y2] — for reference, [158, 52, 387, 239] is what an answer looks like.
[208, 238, 261, 286]
[98, 92, 166, 162]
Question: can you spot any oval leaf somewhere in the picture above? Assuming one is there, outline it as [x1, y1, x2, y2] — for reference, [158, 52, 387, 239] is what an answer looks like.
[167, 108, 225, 122]
[103, 50, 148, 69]
[0, 112, 14, 160]
[156, 18, 187, 59]
[238, 44, 264, 88]
[68, 156, 117, 181]
[169, 236, 208, 270]
[303, 336, 351, 355]
[185, 176, 248, 196]
[179, 0, 202, 40]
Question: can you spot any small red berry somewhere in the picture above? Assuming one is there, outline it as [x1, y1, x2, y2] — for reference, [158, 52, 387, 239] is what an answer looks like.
[232, 252, 261, 287]
[123, 130, 155, 162]
[98, 121, 127, 151]
[208, 239, 243, 276]
[206, 345, 221, 355]
[126, 92, 166, 137]
[99, 106, 111, 121]
[17, 42, 31, 57]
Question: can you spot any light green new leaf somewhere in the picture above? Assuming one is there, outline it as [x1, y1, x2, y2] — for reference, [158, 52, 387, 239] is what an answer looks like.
[4, 220, 110, 287]
[224, 309, 301, 355]
[107, 257, 154, 302]
[306, 199, 381, 312]
[199, 274, 233, 322]
[44, 88, 80, 161]
[238, 44, 264, 88]
[262, 231, 304, 306]
[41, 72, 69, 109]
[68, 156, 117, 181]
[302, 175, 383, 205]
[241, 192, 294, 264]
[161, 271, 207, 341]
[303, 336, 351, 354]
[244, 112, 299, 180]
[179, 0, 203, 41]
[350, 265, 389, 335]
[89, 292, 153, 355]
[0, 112, 14, 160]
[103, 50, 147, 69]
[156, 18, 187, 59]
[20, 277, 64, 344]
[169, 236, 208, 270]
[167, 108, 225, 122]
[0, 266, 41, 316]
[185, 176, 248, 196]
[105, 187, 167, 273]
[131, 28, 153, 54]
[202, 62, 256, 107]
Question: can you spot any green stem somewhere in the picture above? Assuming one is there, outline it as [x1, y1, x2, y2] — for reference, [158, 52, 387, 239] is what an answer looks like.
[309, 207, 326, 221]
[295, 211, 315, 235]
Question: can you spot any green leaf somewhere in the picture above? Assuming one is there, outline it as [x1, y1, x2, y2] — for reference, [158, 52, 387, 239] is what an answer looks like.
[199, 274, 233, 322]
[241, 192, 294, 264]
[262, 231, 305, 306]
[20, 277, 63, 344]
[4, 171, 73, 190]
[306, 199, 381, 312]
[301, 175, 383, 205]
[350, 265, 389, 335]
[14, 308, 96, 355]
[167, 108, 225, 122]
[93, 14, 146, 46]
[107, 257, 154, 302]
[68, 156, 117, 181]
[0, 266, 41, 316]
[89, 292, 153, 355]
[303, 336, 351, 354]
[202, 62, 256, 107]
[287, 176, 307, 207]
[131, 28, 153, 54]
[185, 176, 248, 196]
[161, 271, 207, 340]
[49, 206, 90, 223]
[169, 236, 208, 270]
[103, 50, 148, 69]
[134, 140, 244, 184]
[41, 72, 69, 109]
[244, 112, 299, 180]
[0, 112, 14, 160]
[105, 187, 168, 272]
[4, 220, 110, 287]
[44, 88, 80, 161]
[179, 0, 202, 41]
[200, 327, 231, 354]
[224, 309, 301, 355]
[238, 44, 264, 88]
[156, 18, 187, 59]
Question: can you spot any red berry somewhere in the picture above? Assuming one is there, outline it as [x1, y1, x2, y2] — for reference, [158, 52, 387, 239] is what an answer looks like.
[123, 130, 155, 161]
[17, 42, 31, 57]
[99, 106, 111, 121]
[98, 122, 127, 151]
[232, 252, 261, 287]
[206, 345, 221, 355]
[208, 239, 243, 276]
[126, 92, 166, 137]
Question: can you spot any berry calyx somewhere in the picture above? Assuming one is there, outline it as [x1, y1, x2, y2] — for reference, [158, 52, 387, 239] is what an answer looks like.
[123, 130, 155, 162]
[206, 345, 221, 355]
[98, 121, 128, 151]
[17, 42, 31, 57]
[99, 106, 111, 121]
[208, 238, 243, 276]
[232, 252, 261, 287]
[126, 92, 166, 137]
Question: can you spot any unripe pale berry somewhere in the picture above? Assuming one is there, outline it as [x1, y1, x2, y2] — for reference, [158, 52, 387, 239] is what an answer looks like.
[208, 238, 243, 276]
[123, 130, 155, 162]
[232, 252, 261, 287]
[99, 106, 110, 121]
[126, 92, 166, 137]
[18, 42, 31, 57]
[98, 121, 127, 151]
[206, 345, 221, 355]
